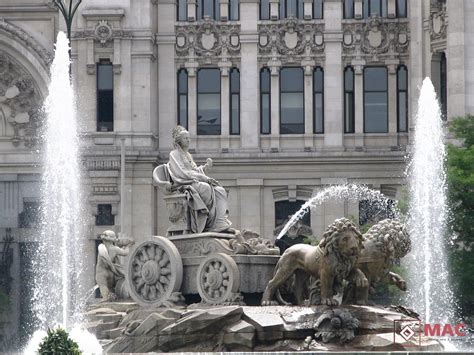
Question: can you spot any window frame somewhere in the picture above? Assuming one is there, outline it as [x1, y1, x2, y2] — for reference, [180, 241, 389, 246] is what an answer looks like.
[344, 66, 355, 134]
[363, 66, 388, 133]
[313, 66, 324, 134]
[279, 67, 305, 134]
[96, 59, 114, 132]
[197, 68, 222, 135]
[397, 65, 408, 132]
[229, 67, 240, 135]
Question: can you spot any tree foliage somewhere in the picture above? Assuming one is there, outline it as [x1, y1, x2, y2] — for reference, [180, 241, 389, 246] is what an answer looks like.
[38, 328, 81, 355]
[446, 115, 474, 317]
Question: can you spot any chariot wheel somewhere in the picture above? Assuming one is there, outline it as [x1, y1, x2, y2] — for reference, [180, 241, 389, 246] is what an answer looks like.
[127, 236, 183, 306]
[197, 253, 240, 304]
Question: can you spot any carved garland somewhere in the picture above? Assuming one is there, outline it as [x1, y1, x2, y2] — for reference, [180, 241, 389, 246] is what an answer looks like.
[258, 19, 325, 65]
[175, 19, 241, 65]
[71, 21, 133, 46]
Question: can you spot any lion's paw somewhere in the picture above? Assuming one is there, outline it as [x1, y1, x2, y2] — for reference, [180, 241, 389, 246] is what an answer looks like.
[261, 300, 279, 306]
[321, 298, 339, 306]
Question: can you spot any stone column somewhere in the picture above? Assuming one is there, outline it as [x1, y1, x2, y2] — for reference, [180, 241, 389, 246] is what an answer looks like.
[220, 65, 231, 150]
[240, 0, 260, 149]
[354, 63, 364, 148]
[270, 0, 279, 19]
[188, 0, 197, 21]
[270, 65, 281, 150]
[303, 62, 314, 150]
[323, 0, 343, 149]
[387, 62, 398, 137]
[186, 66, 198, 150]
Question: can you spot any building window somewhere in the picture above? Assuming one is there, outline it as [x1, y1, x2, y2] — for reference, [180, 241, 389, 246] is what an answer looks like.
[359, 199, 396, 225]
[197, 0, 220, 20]
[177, 69, 188, 129]
[230, 68, 240, 135]
[178, 0, 187, 20]
[229, 0, 239, 20]
[344, 66, 355, 133]
[343, 0, 354, 18]
[363, 0, 387, 18]
[440, 52, 447, 119]
[260, 0, 270, 19]
[97, 60, 113, 132]
[260, 68, 271, 134]
[397, 65, 408, 132]
[364, 67, 388, 133]
[197, 68, 221, 135]
[275, 200, 311, 227]
[313, 67, 324, 133]
[280, 0, 304, 19]
[313, 0, 323, 19]
[18, 201, 40, 228]
[96, 204, 115, 226]
[280, 67, 304, 134]
[396, 0, 407, 17]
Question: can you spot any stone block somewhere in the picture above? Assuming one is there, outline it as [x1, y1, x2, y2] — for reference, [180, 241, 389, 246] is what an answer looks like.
[223, 320, 256, 349]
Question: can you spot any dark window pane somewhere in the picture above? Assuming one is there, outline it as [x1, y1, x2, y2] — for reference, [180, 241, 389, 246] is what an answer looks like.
[281, 92, 304, 133]
[261, 68, 270, 92]
[344, 0, 354, 18]
[397, 66, 407, 90]
[203, 0, 214, 18]
[19, 201, 40, 228]
[314, 67, 323, 92]
[275, 200, 310, 227]
[314, 93, 323, 133]
[287, 0, 297, 17]
[260, 0, 270, 19]
[398, 91, 407, 132]
[178, 70, 188, 93]
[313, 0, 323, 18]
[98, 64, 113, 90]
[230, 69, 240, 92]
[231, 94, 240, 134]
[281, 67, 303, 92]
[179, 95, 188, 128]
[370, 0, 380, 15]
[261, 94, 270, 134]
[198, 94, 221, 135]
[397, 0, 407, 17]
[440, 53, 447, 119]
[230, 0, 239, 20]
[363, 0, 369, 17]
[198, 69, 220, 93]
[96, 204, 115, 226]
[280, 0, 285, 18]
[345, 92, 354, 132]
[364, 67, 387, 91]
[178, 0, 187, 20]
[382, 0, 387, 17]
[298, 0, 304, 18]
[344, 67, 354, 91]
[197, 0, 203, 19]
[215, 0, 220, 19]
[365, 92, 388, 132]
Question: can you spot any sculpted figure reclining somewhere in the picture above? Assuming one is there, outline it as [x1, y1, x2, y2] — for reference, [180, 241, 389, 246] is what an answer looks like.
[261, 218, 368, 306]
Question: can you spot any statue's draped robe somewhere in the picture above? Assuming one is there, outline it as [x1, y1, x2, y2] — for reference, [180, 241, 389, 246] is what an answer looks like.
[95, 244, 125, 288]
[168, 149, 231, 233]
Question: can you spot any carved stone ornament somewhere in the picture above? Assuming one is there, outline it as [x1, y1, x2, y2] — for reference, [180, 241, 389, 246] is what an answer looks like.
[314, 308, 360, 344]
[258, 19, 325, 64]
[342, 15, 409, 62]
[0, 51, 43, 147]
[94, 20, 113, 46]
[72, 22, 133, 44]
[430, 9, 447, 41]
[175, 19, 240, 64]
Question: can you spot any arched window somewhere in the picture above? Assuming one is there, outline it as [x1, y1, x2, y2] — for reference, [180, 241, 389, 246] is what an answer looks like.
[364, 67, 388, 133]
[343, 0, 354, 18]
[260, 0, 270, 19]
[363, 0, 387, 18]
[396, 0, 407, 17]
[313, 67, 324, 133]
[280, 0, 304, 19]
[440, 52, 447, 119]
[260, 68, 271, 134]
[230, 68, 240, 135]
[197, 68, 221, 135]
[177, 69, 188, 129]
[177, 0, 187, 21]
[313, 0, 323, 19]
[344, 66, 355, 133]
[397, 65, 408, 132]
[280, 67, 304, 134]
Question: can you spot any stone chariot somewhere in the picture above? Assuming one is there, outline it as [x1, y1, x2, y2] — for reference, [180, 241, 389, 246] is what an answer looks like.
[125, 163, 280, 307]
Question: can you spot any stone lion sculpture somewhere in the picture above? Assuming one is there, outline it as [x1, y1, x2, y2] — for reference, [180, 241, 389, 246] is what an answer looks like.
[343, 219, 411, 304]
[261, 218, 368, 306]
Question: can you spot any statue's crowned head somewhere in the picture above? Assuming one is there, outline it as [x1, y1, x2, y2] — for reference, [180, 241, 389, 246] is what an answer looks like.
[172, 125, 190, 149]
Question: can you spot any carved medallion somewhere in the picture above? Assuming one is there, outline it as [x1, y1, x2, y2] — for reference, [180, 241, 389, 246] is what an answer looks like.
[284, 30, 298, 49]
[94, 20, 113, 45]
[201, 32, 216, 50]
[367, 29, 382, 48]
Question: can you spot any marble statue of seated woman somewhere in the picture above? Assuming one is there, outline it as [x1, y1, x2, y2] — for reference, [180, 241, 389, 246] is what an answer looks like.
[165, 125, 233, 234]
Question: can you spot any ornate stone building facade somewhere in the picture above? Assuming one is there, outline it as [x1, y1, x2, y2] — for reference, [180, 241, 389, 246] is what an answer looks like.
[0, 0, 470, 344]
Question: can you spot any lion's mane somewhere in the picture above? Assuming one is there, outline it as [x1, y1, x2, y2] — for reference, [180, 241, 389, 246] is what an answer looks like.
[363, 219, 411, 259]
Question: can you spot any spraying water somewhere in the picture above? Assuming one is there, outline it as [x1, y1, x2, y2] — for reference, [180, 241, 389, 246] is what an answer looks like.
[405, 77, 456, 324]
[24, 32, 101, 353]
[277, 184, 398, 240]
